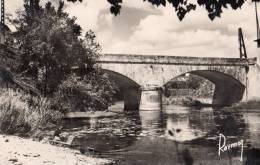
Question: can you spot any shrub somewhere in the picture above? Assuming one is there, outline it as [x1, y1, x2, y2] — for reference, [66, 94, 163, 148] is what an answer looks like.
[54, 70, 117, 112]
[0, 89, 62, 135]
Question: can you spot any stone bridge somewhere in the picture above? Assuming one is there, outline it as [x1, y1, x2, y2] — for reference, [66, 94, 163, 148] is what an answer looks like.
[97, 54, 258, 110]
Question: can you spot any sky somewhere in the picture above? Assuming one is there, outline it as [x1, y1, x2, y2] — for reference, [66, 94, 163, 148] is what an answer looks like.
[4, 0, 260, 59]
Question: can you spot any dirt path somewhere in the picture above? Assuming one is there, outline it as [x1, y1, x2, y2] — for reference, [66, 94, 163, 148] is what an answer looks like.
[0, 135, 110, 165]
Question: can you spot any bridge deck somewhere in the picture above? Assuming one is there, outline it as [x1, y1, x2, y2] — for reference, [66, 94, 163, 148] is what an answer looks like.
[98, 54, 257, 66]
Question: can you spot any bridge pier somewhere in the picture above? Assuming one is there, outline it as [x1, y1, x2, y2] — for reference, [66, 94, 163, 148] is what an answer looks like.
[139, 86, 162, 110]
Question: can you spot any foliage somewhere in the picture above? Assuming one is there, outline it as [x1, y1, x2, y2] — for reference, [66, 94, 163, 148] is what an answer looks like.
[8, 0, 116, 112]
[165, 74, 206, 89]
[54, 70, 117, 112]
[164, 74, 215, 99]
[10, 0, 99, 96]
[0, 89, 62, 135]
[67, 0, 259, 20]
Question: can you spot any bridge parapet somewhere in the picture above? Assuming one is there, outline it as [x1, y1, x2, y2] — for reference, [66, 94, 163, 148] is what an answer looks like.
[98, 54, 257, 66]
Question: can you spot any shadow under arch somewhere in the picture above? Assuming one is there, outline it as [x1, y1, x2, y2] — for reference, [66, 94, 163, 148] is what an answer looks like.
[101, 69, 141, 111]
[164, 70, 245, 107]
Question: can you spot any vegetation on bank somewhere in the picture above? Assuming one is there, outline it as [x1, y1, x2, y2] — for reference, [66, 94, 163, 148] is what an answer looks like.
[0, 89, 62, 135]
[0, 0, 117, 135]
[231, 100, 260, 110]
[56, 70, 117, 112]
[9, 0, 116, 104]
[9, 0, 116, 112]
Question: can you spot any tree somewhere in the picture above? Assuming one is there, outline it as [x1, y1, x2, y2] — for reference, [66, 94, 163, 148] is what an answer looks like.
[67, 0, 259, 20]
[10, 0, 116, 112]
[11, 0, 98, 96]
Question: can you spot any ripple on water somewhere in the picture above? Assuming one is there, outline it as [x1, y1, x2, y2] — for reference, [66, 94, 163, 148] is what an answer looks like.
[61, 107, 260, 165]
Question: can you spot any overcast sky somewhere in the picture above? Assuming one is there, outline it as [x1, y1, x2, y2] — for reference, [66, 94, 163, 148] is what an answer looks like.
[5, 0, 260, 58]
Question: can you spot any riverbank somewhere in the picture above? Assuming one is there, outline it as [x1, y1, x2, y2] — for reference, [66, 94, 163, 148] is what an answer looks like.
[232, 100, 260, 109]
[0, 134, 110, 165]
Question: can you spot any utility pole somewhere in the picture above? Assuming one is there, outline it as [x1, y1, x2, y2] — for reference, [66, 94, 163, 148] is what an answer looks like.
[0, 0, 5, 44]
[255, 1, 260, 48]
[238, 28, 247, 59]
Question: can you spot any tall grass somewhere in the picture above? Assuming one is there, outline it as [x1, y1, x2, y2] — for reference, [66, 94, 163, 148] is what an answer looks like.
[0, 89, 62, 135]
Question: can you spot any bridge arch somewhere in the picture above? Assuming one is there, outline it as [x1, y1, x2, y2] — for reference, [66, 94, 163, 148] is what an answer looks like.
[101, 69, 141, 110]
[163, 70, 245, 106]
[98, 54, 256, 109]
[160, 65, 247, 87]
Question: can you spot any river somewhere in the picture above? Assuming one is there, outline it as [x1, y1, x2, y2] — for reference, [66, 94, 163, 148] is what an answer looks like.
[62, 103, 260, 165]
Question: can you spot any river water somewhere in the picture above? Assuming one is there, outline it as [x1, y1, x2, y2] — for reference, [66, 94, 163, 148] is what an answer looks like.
[62, 104, 260, 165]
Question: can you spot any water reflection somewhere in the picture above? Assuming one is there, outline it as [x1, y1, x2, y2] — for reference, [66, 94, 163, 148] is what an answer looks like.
[139, 110, 164, 136]
[213, 109, 246, 137]
[64, 115, 141, 153]
[166, 113, 206, 142]
[181, 148, 194, 165]
[62, 105, 260, 165]
[243, 112, 260, 165]
[243, 112, 260, 147]
[139, 110, 161, 130]
[245, 146, 260, 165]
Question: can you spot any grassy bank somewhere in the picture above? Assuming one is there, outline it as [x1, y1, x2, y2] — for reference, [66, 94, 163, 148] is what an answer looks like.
[0, 135, 110, 165]
[0, 89, 62, 135]
[0, 88, 114, 165]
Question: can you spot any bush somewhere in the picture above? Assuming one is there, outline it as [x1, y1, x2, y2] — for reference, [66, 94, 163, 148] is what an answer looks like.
[0, 89, 62, 135]
[54, 70, 117, 112]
